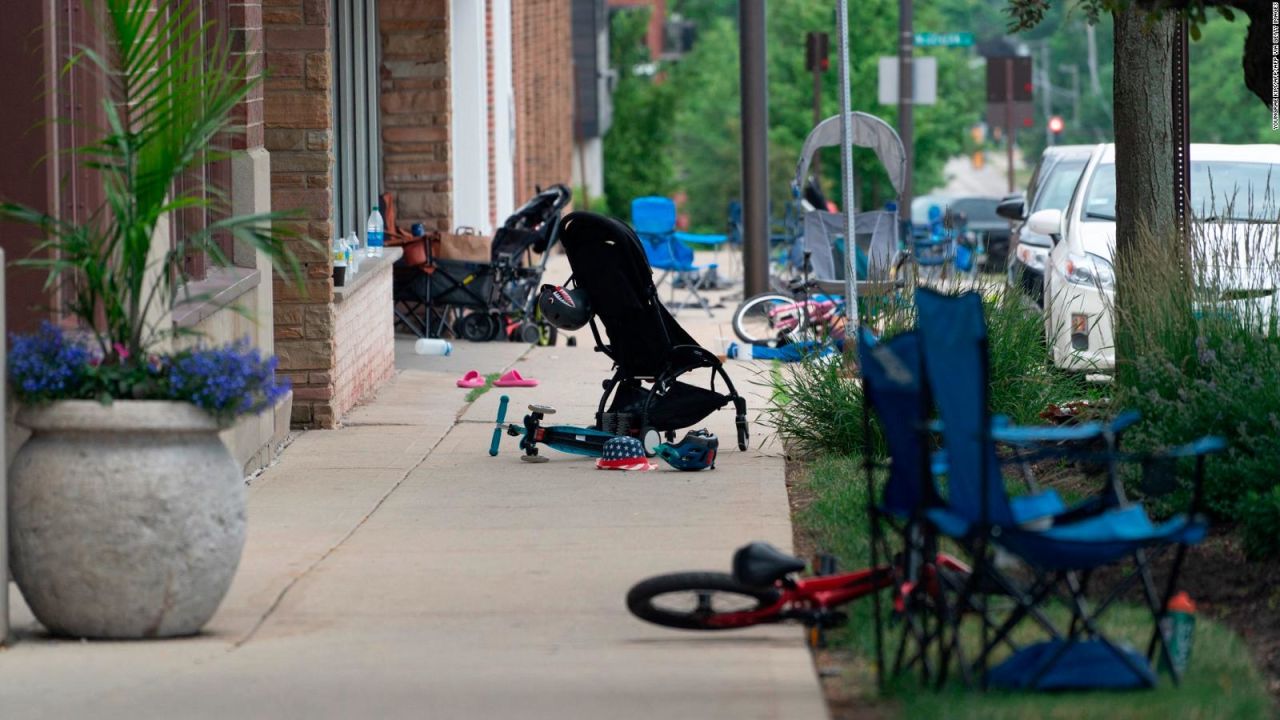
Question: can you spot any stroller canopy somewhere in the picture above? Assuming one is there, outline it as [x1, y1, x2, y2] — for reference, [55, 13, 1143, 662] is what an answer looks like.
[557, 212, 701, 378]
[794, 112, 907, 196]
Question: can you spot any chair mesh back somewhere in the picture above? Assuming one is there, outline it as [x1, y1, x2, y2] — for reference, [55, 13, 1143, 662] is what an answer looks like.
[915, 289, 1014, 527]
[630, 197, 677, 235]
[857, 328, 937, 517]
[801, 209, 899, 282]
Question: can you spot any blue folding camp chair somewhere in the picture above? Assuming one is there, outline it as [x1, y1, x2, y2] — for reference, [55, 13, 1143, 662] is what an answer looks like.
[857, 325, 1139, 689]
[630, 196, 714, 316]
[913, 288, 1224, 692]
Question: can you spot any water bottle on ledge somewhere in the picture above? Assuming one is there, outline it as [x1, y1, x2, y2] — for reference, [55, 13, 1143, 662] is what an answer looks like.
[367, 201, 385, 257]
[414, 338, 452, 356]
[331, 236, 348, 287]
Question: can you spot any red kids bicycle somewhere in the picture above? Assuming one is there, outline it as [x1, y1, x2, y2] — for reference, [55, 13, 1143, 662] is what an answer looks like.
[626, 542, 969, 646]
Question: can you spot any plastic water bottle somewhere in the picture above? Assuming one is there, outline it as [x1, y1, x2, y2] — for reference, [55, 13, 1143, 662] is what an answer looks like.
[1161, 591, 1197, 676]
[414, 338, 452, 356]
[366, 202, 385, 257]
[346, 230, 361, 275]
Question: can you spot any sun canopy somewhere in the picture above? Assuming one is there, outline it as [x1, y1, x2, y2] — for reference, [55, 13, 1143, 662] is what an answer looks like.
[794, 112, 907, 197]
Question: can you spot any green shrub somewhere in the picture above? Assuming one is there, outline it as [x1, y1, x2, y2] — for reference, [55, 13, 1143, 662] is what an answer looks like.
[766, 352, 885, 459]
[982, 289, 1101, 425]
[767, 284, 1097, 460]
[1240, 485, 1280, 561]
[1113, 220, 1280, 545]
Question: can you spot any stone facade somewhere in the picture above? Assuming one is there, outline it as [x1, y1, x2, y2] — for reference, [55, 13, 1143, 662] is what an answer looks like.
[379, 0, 574, 234]
[513, 0, 575, 203]
[332, 258, 398, 417]
[264, 0, 339, 428]
[380, 0, 452, 232]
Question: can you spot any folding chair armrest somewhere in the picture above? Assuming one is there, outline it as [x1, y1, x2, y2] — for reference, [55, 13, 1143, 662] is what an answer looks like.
[991, 417, 1109, 445]
[1155, 435, 1227, 459]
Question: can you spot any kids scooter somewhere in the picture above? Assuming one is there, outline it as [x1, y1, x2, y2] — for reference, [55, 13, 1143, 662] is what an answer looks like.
[488, 395, 655, 463]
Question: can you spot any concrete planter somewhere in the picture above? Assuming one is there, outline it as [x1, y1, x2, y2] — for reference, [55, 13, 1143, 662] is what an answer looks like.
[8, 400, 246, 639]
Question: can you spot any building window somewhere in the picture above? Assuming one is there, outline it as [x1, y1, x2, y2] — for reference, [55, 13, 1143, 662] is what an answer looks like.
[170, 0, 237, 281]
[332, 0, 382, 240]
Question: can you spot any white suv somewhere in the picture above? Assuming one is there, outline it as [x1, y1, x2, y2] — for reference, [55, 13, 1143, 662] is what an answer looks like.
[1033, 142, 1280, 371]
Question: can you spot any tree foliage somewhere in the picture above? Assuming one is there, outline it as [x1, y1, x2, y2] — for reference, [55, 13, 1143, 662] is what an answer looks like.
[602, 8, 677, 220]
[1006, 0, 1273, 109]
[658, 0, 982, 233]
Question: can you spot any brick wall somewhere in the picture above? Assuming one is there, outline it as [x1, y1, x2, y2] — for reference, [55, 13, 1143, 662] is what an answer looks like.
[228, 1, 266, 150]
[264, 0, 336, 428]
[380, 0, 451, 232]
[331, 263, 397, 417]
[513, 0, 574, 201]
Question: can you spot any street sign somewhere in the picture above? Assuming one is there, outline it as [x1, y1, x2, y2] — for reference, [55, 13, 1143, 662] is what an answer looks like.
[914, 32, 974, 47]
[877, 56, 937, 105]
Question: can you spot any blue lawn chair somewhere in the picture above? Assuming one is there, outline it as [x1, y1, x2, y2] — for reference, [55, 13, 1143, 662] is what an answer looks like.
[856, 326, 1138, 688]
[630, 196, 714, 316]
[913, 288, 1224, 691]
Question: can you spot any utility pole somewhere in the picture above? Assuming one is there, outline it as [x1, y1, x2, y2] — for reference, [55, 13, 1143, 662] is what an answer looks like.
[1067, 64, 1081, 126]
[898, 0, 914, 217]
[837, 0, 860, 329]
[1041, 42, 1052, 148]
[1005, 59, 1015, 193]
[739, 0, 769, 296]
[806, 32, 829, 181]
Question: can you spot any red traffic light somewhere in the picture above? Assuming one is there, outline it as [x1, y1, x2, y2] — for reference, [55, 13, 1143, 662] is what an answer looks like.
[1023, 117, 1033, 127]
[1048, 115, 1064, 134]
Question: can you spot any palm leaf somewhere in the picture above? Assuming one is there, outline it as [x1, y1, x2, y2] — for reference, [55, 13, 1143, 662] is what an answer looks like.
[2, 0, 309, 361]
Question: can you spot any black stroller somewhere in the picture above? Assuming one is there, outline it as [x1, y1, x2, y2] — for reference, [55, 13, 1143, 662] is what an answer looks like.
[557, 212, 749, 451]
[391, 185, 572, 343]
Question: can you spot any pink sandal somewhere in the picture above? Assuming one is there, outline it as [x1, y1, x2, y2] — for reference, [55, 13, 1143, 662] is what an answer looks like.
[456, 370, 486, 389]
[493, 369, 538, 387]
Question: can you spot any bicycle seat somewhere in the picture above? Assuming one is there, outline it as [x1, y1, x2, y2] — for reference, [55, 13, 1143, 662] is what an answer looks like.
[732, 542, 807, 586]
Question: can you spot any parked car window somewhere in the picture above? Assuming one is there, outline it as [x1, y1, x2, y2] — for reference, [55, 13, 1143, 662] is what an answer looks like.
[950, 198, 1001, 224]
[1032, 160, 1087, 213]
[1082, 161, 1280, 223]
[1189, 162, 1280, 221]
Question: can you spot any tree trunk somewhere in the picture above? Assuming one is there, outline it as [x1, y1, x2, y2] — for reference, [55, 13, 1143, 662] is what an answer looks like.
[1112, 6, 1176, 377]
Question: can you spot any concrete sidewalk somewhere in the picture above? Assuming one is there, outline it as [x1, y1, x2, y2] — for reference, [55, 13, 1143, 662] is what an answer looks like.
[1, 271, 826, 719]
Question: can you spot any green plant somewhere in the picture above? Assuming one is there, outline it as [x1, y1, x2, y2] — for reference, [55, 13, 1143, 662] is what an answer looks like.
[1113, 218, 1280, 538]
[766, 353, 882, 459]
[1240, 485, 1280, 561]
[0, 0, 302, 366]
[982, 288, 1102, 425]
[767, 283, 1097, 461]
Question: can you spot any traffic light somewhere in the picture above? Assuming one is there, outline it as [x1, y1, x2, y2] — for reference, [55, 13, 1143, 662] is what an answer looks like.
[805, 32, 829, 72]
[985, 57, 1033, 102]
[1048, 115, 1064, 135]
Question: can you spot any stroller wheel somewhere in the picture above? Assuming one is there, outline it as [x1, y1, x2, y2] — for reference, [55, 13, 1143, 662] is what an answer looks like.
[537, 324, 558, 347]
[640, 428, 661, 457]
[513, 321, 541, 344]
[488, 313, 504, 341]
[457, 312, 498, 342]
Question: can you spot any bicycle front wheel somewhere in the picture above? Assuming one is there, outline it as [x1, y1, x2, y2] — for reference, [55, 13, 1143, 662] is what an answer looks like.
[732, 293, 805, 346]
[626, 572, 781, 630]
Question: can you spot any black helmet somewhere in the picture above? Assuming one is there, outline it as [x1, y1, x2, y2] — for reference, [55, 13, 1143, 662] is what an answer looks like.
[538, 284, 592, 330]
